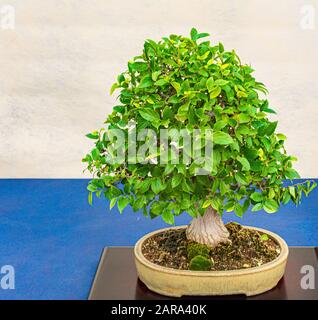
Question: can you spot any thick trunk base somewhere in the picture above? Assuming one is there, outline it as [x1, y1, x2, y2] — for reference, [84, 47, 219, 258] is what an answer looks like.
[186, 207, 230, 248]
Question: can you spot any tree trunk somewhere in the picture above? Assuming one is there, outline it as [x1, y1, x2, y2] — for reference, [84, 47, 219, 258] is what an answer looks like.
[186, 206, 230, 248]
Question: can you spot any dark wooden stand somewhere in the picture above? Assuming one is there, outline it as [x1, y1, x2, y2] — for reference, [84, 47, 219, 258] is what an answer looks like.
[89, 247, 318, 300]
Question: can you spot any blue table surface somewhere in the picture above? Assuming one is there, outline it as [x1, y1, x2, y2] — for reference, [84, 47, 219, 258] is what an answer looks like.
[0, 178, 317, 300]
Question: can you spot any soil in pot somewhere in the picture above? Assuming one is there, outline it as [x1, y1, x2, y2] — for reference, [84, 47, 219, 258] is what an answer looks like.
[142, 222, 281, 271]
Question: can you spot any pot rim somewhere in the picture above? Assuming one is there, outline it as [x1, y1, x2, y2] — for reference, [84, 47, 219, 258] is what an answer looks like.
[134, 224, 289, 277]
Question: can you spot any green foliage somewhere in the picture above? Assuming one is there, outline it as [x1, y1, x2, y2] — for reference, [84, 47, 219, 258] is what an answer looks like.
[187, 242, 211, 261]
[189, 255, 212, 271]
[83, 28, 316, 223]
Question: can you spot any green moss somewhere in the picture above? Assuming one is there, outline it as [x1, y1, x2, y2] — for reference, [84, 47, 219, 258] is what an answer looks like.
[187, 242, 210, 261]
[189, 255, 212, 271]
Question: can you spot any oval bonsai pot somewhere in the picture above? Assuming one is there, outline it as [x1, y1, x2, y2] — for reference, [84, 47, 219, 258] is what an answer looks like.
[134, 225, 288, 297]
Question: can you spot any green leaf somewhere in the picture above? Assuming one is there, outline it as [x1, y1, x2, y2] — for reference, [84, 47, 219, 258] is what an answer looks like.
[86, 132, 99, 139]
[95, 190, 102, 198]
[251, 203, 263, 212]
[177, 103, 189, 114]
[113, 105, 125, 113]
[107, 186, 122, 198]
[139, 109, 160, 122]
[234, 202, 244, 217]
[206, 77, 214, 92]
[164, 164, 175, 176]
[211, 179, 219, 193]
[138, 75, 153, 88]
[110, 198, 117, 210]
[87, 184, 97, 192]
[214, 120, 227, 131]
[219, 180, 229, 196]
[176, 164, 186, 175]
[214, 79, 229, 86]
[263, 199, 279, 213]
[132, 197, 145, 211]
[282, 190, 291, 204]
[155, 79, 168, 86]
[261, 137, 271, 152]
[91, 148, 100, 160]
[242, 199, 250, 213]
[237, 156, 250, 171]
[276, 133, 286, 141]
[171, 81, 181, 95]
[265, 121, 278, 136]
[198, 52, 210, 62]
[211, 197, 222, 211]
[190, 27, 198, 40]
[137, 179, 151, 193]
[288, 186, 296, 198]
[118, 197, 130, 214]
[250, 192, 263, 202]
[202, 199, 212, 208]
[237, 125, 251, 135]
[285, 168, 301, 180]
[213, 131, 233, 145]
[151, 178, 165, 194]
[262, 108, 276, 114]
[88, 191, 93, 206]
[172, 174, 183, 188]
[130, 61, 148, 72]
[238, 113, 250, 124]
[181, 197, 191, 209]
[237, 91, 248, 98]
[235, 172, 248, 185]
[150, 201, 165, 216]
[176, 102, 189, 121]
[195, 32, 210, 40]
[110, 83, 119, 95]
[209, 86, 221, 99]
[151, 71, 161, 81]
[162, 210, 174, 225]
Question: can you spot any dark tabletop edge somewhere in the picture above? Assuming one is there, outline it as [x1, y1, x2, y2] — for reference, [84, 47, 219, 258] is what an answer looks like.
[88, 248, 109, 300]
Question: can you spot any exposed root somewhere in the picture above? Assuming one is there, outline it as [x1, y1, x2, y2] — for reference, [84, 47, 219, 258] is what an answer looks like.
[186, 207, 230, 248]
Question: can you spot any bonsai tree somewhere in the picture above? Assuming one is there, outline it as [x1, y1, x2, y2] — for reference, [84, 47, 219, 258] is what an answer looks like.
[83, 28, 316, 248]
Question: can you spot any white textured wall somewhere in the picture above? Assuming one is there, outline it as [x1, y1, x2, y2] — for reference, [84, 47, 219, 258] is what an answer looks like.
[0, 0, 317, 177]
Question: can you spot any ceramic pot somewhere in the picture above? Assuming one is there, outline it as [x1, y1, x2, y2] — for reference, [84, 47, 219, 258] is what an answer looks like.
[134, 225, 288, 297]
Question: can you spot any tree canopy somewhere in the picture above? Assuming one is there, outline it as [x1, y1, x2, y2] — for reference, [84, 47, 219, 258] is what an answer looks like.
[83, 28, 316, 224]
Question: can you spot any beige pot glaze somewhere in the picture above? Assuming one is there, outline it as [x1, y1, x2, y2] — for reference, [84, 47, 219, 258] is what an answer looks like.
[134, 225, 288, 297]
